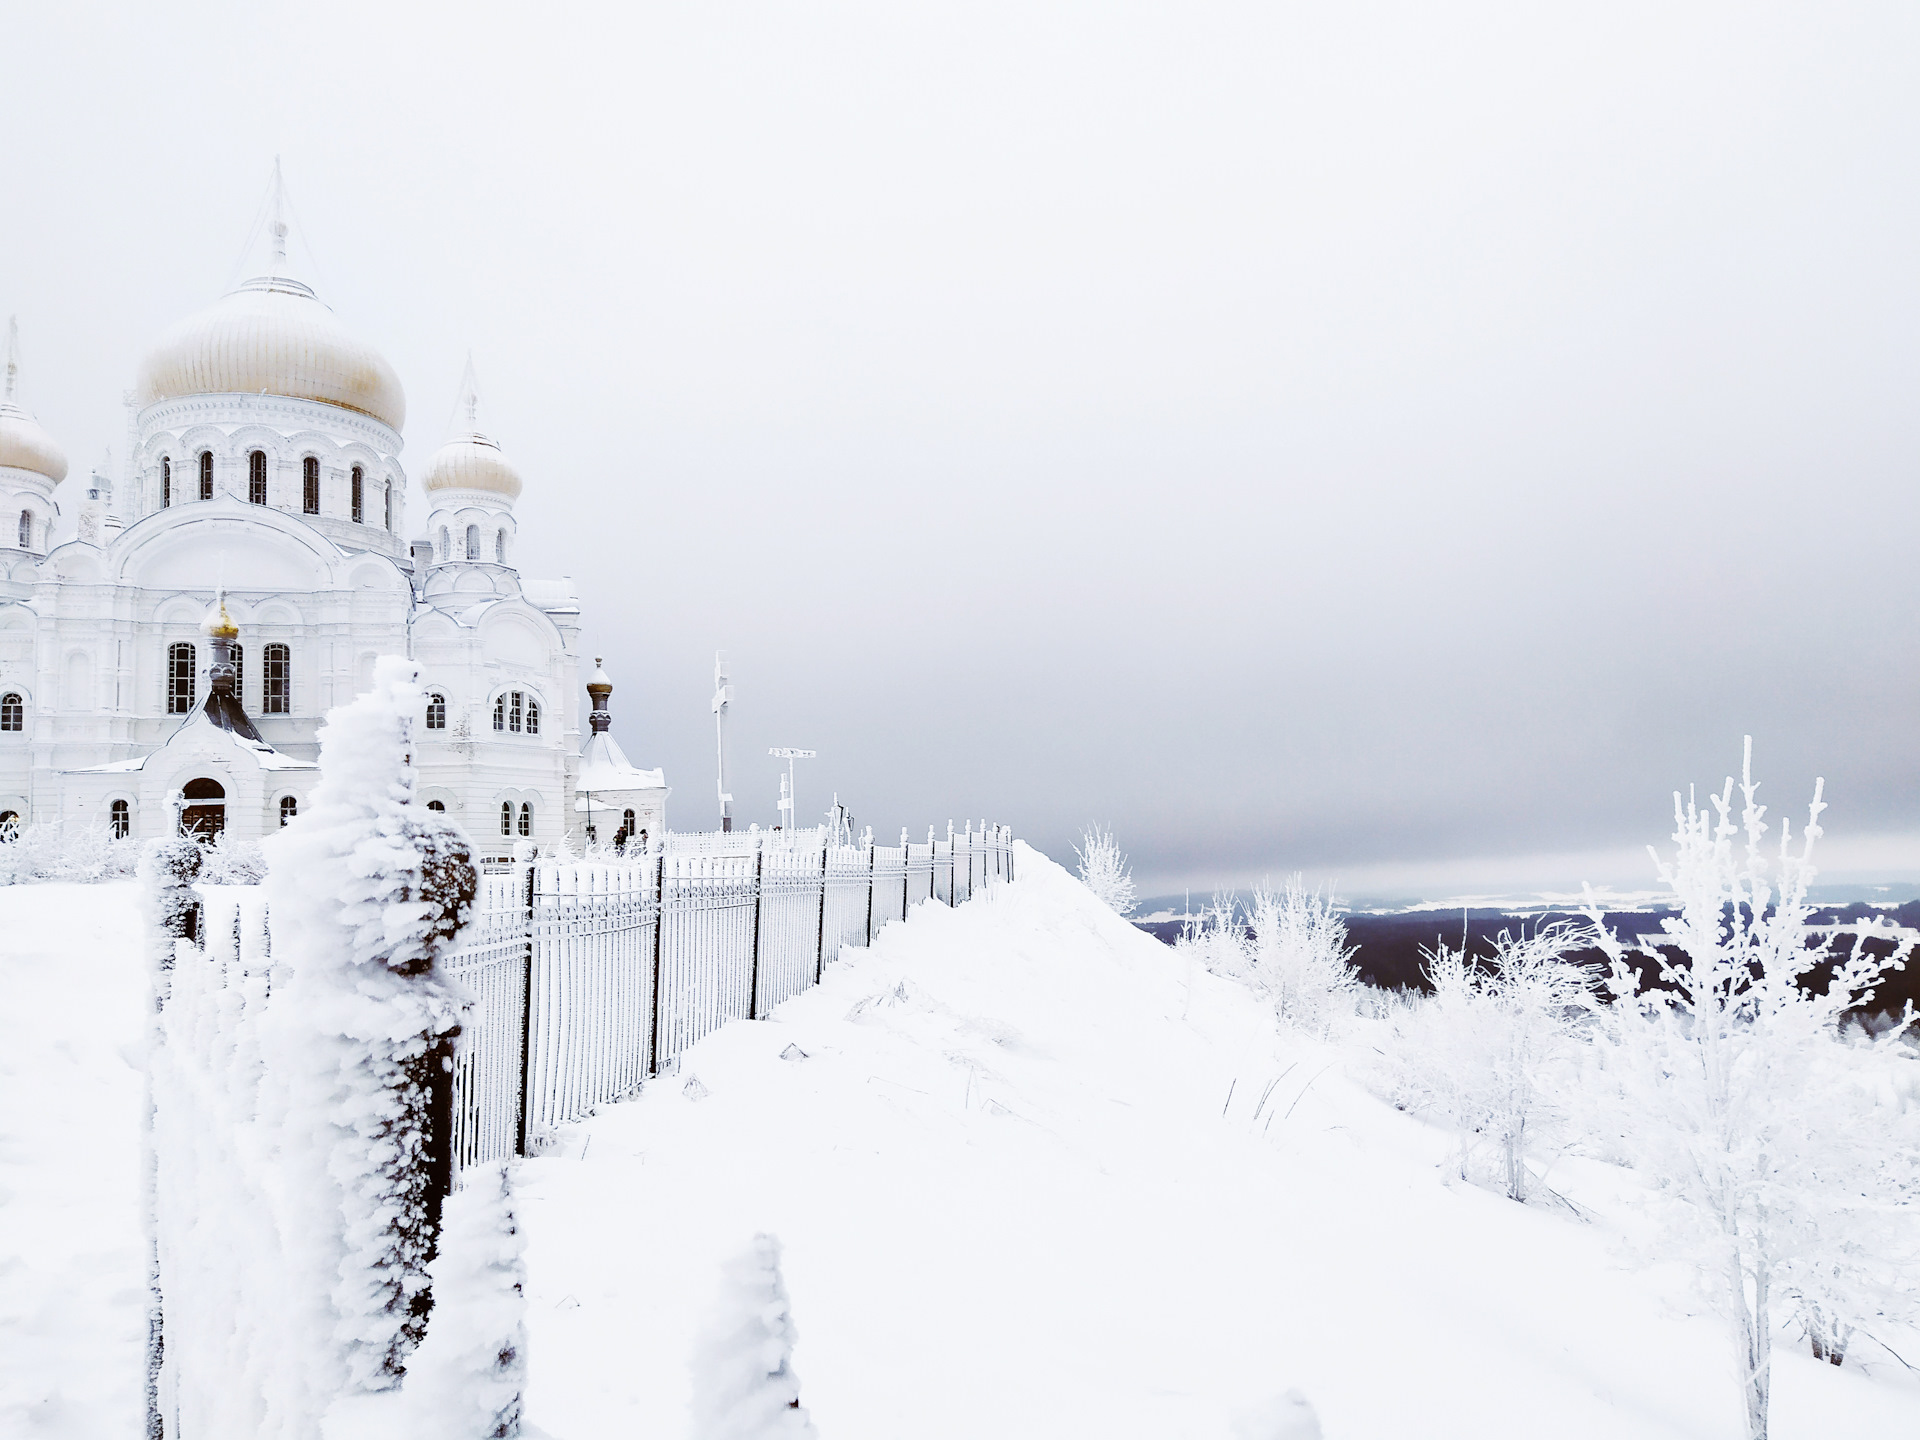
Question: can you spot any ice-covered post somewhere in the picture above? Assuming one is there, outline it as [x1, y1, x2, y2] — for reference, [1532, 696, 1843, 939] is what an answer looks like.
[266, 655, 479, 1395]
[138, 836, 203, 1440]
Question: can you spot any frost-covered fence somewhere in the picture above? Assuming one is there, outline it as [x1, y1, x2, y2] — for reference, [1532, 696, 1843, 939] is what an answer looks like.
[440, 822, 1015, 1170]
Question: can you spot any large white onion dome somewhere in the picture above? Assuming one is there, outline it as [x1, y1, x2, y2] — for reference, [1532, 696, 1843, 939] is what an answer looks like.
[420, 358, 522, 500]
[0, 317, 69, 482]
[135, 262, 405, 431]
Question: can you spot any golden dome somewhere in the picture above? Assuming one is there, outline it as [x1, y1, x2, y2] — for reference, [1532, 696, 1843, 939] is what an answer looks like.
[202, 592, 239, 639]
[420, 433, 522, 499]
[136, 276, 406, 431]
[0, 318, 67, 483]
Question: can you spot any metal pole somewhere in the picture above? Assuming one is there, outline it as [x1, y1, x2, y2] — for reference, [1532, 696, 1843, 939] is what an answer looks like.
[647, 851, 666, 1075]
[814, 842, 829, 984]
[514, 862, 535, 1156]
[747, 843, 766, 1020]
[865, 841, 876, 945]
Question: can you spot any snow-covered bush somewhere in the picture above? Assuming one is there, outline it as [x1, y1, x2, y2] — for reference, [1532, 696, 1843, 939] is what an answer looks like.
[1246, 877, 1360, 1039]
[0, 818, 141, 884]
[1386, 923, 1592, 1201]
[1174, 893, 1248, 981]
[1074, 823, 1137, 917]
[198, 834, 267, 885]
[1582, 740, 1919, 1438]
[691, 1233, 817, 1440]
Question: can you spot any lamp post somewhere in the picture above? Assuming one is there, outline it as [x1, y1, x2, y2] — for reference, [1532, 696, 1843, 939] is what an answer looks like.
[767, 748, 815, 833]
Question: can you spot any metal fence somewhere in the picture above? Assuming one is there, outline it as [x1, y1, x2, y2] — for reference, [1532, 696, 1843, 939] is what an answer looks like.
[439, 822, 1015, 1175]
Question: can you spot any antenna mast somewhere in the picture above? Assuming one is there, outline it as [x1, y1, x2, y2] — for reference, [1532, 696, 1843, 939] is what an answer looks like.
[712, 652, 734, 832]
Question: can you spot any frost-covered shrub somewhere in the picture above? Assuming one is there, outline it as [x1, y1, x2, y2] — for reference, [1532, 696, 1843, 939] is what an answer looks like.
[1582, 740, 1919, 1438]
[197, 834, 267, 885]
[1246, 878, 1360, 1039]
[691, 1233, 817, 1440]
[0, 819, 141, 884]
[1174, 894, 1248, 980]
[1074, 823, 1137, 917]
[1385, 923, 1592, 1201]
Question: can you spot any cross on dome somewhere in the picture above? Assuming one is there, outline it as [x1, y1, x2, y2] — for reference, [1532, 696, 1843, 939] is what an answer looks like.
[419, 353, 523, 501]
[0, 315, 69, 483]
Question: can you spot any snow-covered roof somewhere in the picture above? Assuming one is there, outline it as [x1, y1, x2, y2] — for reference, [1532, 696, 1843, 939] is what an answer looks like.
[577, 730, 665, 794]
[66, 707, 317, 775]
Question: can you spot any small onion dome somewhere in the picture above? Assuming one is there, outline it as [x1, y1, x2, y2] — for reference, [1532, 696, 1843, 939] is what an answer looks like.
[136, 276, 406, 431]
[587, 657, 612, 700]
[420, 431, 522, 500]
[202, 593, 239, 640]
[0, 318, 67, 483]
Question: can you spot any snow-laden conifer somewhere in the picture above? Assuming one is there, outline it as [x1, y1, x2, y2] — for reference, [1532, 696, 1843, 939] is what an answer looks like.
[690, 1233, 818, 1440]
[1581, 739, 1918, 1439]
[1074, 823, 1137, 917]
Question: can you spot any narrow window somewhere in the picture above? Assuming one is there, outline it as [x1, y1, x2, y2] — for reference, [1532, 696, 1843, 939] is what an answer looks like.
[302, 457, 319, 514]
[438, 526, 449, 561]
[508, 691, 522, 734]
[231, 644, 244, 700]
[493, 695, 505, 731]
[384, 484, 392, 531]
[167, 642, 196, 714]
[15, 512, 28, 549]
[0, 693, 22, 731]
[161, 457, 172, 508]
[465, 523, 480, 560]
[426, 693, 446, 730]
[518, 802, 532, 837]
[250, 450, 267, 505]
[495, 530, 506, 563]
[111, 799, 130, 838]
[525, 698, 539, 735]
[199, 451, 214, 500]
[279, 795, 298, 827]
[351, 465, 364, 523]
[500, 802, 512, 836]
[426, 799, 446, 813]
[263, 643, 290, 715]
[620, 808, 636, 848]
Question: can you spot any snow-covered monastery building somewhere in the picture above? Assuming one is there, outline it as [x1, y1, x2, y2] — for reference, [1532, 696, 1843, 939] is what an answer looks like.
[0, 210, 666, 855]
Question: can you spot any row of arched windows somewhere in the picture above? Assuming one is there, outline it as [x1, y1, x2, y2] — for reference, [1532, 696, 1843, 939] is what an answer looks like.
[158, 450, 392, 529]
[165, 641, 292, 714]
[500, 801, 534, 837]
[436, 524, 509, 564]
[493, 690, 540, 734]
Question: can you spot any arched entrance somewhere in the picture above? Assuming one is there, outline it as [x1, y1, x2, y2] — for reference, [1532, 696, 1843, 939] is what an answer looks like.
[179, 778, 226, 839]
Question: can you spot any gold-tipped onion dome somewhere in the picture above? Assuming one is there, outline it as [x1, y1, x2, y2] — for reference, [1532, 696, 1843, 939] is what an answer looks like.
[0, 400, 67, 483]
[135, 276, 406, 431]
[420, 431, 523, 500]
[202, 594, 239, 639]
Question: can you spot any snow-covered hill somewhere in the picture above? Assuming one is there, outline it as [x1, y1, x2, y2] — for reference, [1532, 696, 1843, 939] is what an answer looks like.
[3, 854, 1915, 1437]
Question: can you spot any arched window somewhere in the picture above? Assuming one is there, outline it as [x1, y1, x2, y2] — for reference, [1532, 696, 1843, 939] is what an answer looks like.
[302, 456, 319, 514]
[351, 465, 364, 523]
[161, 456, 172, 508]
[493, 695, 505, 731]
[0, 693, 22, 731]
[438, 526, 450, 561]
[279, 795, 298, 827]
[167, 642, 196, 714]
[15, 511, 28, 549]
[618, 808, 636, 850]
[426, 693, 446, 730]
[199, 451, 214, 500]
[383, 484, 392, 531]
[465, 523, 480, 560]
[249, 450, 267, 505]
[500, 802, 512, 837]
[110, 798, 130, 839]
[495, 530, 507, 563]
[425, 799, 446, 813]
[518, 802, 532, 837]
[263, 643, 290, 715]
[525, 697, 539, 735]
[508, 691, 523, 734]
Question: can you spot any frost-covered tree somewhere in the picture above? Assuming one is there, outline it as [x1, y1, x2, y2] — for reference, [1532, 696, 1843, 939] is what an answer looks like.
[1390, 923, 1592, 1201]
[1175, 892, 1246, 978]
[402, 1164, 528, 1439]
[265, 655, 478, 1399]
[691, 1234, 818, 1440]
[1074, 823, 1137, 917]
[1246, 877, 1360, 1039]
[1582, 740, 1918, 1440]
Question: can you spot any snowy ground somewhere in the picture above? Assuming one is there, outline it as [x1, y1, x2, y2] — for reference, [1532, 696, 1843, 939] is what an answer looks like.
[4, 857, 1917, 1437]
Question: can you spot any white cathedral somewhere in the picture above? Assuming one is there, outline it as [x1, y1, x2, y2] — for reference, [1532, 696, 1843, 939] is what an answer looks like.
[0, 204, 667, 857]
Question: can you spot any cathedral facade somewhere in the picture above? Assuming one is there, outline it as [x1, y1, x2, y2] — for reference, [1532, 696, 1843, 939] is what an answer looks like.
[0, 219, 666, 856]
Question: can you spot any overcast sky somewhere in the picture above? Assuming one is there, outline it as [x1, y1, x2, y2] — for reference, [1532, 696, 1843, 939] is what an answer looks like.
[6, 2, 1918, 897]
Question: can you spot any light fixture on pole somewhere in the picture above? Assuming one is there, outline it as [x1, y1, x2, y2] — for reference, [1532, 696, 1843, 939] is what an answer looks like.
[767, 747, 815, 832]
[713, 653, 734, 832]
